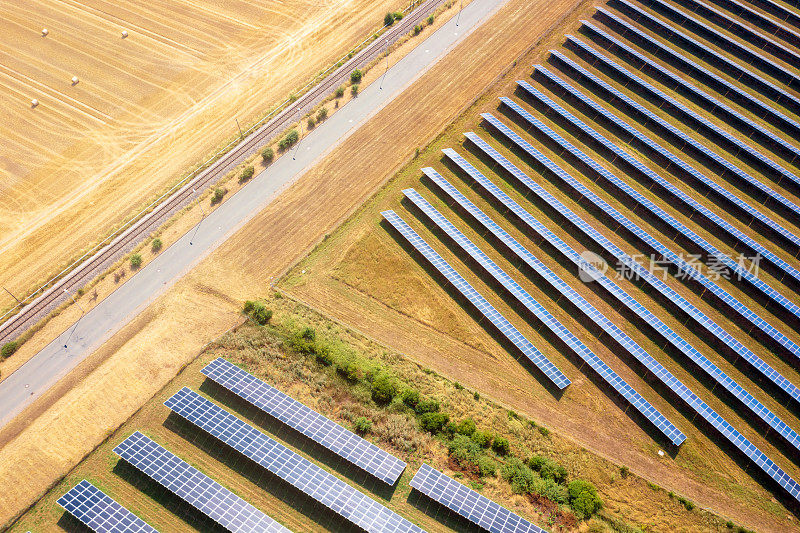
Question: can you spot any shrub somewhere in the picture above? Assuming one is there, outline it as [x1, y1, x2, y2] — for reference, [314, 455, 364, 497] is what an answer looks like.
[492, 436, 510, 455]
[455, 418, 476, 436]
[351, 84, 359, 96]
[419, 412, 449, 433]
[473, 391, 480, 400]
[289, 327, 316, 354]
[471, 430, 493, 448]
[151, 238, 163, 253]
[477, 456, 497, 477]
[315, 344, 334, 366]
[442, 421, 457, 439]
[212, 187, 225, 204]
[384, 12, 395, 26]
[501, 458, 537, 494]
[620, 465, 629, 478]
[677, 496, 695, 511]
[414, 399, 439, 414]
[538, 426, 550, 437]
[392, 12, 403, 21]
[454, 382, 463, 390]
[568, 480, 603, 519]
[427, 14, 434, 25]
[401, 389, 420, 409]
[533, 476, 569, 504]
[414, 24, 422, 35]
[130, 254, 142, 269]
[335, 86, 345, 98]
[249, 302, 272, 325]
[528, 455, 546, 472]
[261, 147, 274, 163]
[316, 107, 328, 122]
[540, 460, 568, 484]
[350, 69, 363, 84]
[448, 435, 482, 467]
[239, 165, 255, 182]
[278, 129, 299, 150]
[338, 359, 363, 382]
[242, 300, 256, 313]
[353, 416, 372, 434]
[371, 376, 397, 404]
[1, 341, 18, 360]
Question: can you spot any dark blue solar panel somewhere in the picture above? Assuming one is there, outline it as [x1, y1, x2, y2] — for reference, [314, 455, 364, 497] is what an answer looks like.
[458, 129, 800, 454]
[438, 145, 800, 503]
[163, 388, 424, 533]
[403, 187, 685, 446]
[201, 357, 406, 486]
[113, 432, 289, 533]
[585, 13, 800, 162]
[744, 0, 800, 30]
[57, 480, 158, 533]
[381, 210, 570, 389]
[410, 464, 545, 533]
[562, 34, 800, 193]
[513, 80, 800, 361]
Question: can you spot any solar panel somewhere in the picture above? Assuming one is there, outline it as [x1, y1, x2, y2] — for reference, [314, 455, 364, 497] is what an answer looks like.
[57, 480, 158, 533]
[585, 13, 800, 163]
[513, 81, 800, 361]
[743, 0, 800, 31]
[381, 210, 571, 390]
[563, 35, 800, 193]
[458, 129, 800, 454]
[403, 187, 685, 446]
[201, 357, 406, 486]
[113, 432, 289, 533]
[641, 0, 800, 82]
[410, 463, 546, 533]
[594, 7, 800, 140]
[612, 0, 800, 111]
[548, 48, 800, 252]
[163, 388, 425, 533]
[437, 145, 800, 503]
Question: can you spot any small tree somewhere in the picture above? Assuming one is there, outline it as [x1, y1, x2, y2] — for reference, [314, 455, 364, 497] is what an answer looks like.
[212, 187, 225, 204]
[384, 12, 395, 26]
[239, 165, 255, 182]
[414, 399, 439, 414]
[392, 12, 403, 21]
[350, 69, 363, 84]
[455, 418, 476, 436]
[1, 341, 19, 360]
[335, 86, 345, 98]
[130, 254, 142, 269]
[471, 430, 493, 448]
[316, 107, 328, 122]
[354, 416, 372, 434]
[151, 238, 163, 253]
[351, 84, 359, 97]
[401, 389, 420, 409]
[419, 412, 449, 433]
[568, 480, 603, 519]
[427, 14, 434, 25]
[250, 302, 272, 325]
[261, 147, 274, 163]
[371, 376, 397, 404]
[478, 456, 498, 477]
[414, 24, 422, 35]
[492, 436, 510, 456]
[307, 117, 315, 129]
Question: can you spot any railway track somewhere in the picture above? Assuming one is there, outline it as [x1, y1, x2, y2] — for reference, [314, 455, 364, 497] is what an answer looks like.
[0, 0, 444, 345]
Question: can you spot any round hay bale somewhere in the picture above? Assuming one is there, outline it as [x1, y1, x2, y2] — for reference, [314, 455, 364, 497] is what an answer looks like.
[71, 76, 79, 85]
[41, 28, 49, 37]
[121, 30, 128, 39]
[31, 98, 39, 108]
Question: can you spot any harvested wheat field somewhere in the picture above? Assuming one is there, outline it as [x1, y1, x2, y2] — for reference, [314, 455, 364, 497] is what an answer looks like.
[0, 0, 403, 313]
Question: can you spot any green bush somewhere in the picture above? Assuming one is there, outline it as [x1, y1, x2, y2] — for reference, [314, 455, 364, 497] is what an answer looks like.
[289, 327, 316, 354]
[130, 254, 142, 269]
[448, 435, 481, 467]
[538, 426, 550, 437]
[528, 455, 546, 472]
[337, 359, 363, 382]
[442, 421, 457, 439]
[371, 376, 397, 404]
[249, 302, 272, 325]
[477, 456, 497, 477]
[492, 436, 510, 456]
[151, 238, 163, 253]
[316, 107, 328, 122]
[392, 12, 403, 21]
[677, 496, 695, 511]
[532, 476, 568, 504]
[455, 418, 476, 436]
[540, 460, 568, 484]
[350, 69, 362, 84]
[351, 84, 359, 96]
[501, 458, 537, 494]
[384, 12, 395, 26]
[335, 86, 345, 98]
[278, 129, 299, 150]
[619, 465, 629, 478]
[315, 344, 334, 366]
[239, 165, 255, 182]
[419, 412, 449, 433]
[473, 391, 480, 400]
[243, 300, 255, 313]
[1, 341, 18, 360]
[568, 480, 603, 519]
[401, 389, 420, 409]
[353, 416, 372, 434]
[427, 14, 434, 25]
[414, 399, 439, 414]
[471, 430, 493, 448]
[261, 147, 274, 163]
[212, 187, 225, 204]
[414, 24, 422, 35]
[307, 117, 315, 129]
[454, 382, 463, 390]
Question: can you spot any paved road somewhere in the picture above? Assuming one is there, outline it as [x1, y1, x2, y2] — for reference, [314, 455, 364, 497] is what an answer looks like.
[0, 0, 508, 429]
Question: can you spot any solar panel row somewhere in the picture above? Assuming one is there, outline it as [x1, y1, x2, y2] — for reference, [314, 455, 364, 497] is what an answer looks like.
[593, 6, 800, 139]
[744, 0, 800, 30]
[564, 35, 800, 193]
[640, 0, 800, 82]
[463, 125, 800, 454]
[57, 480, 158, 533]
[164, 388, 425, 533]
[410, 463, 546, 533]
[200, 357, 406, 486]
[699, 0, 800, 49]
[381, 210, 571, 390]
[584, 13, 800, 165]
[403, 187, 685, 446]
[612, 0, 800, 111]
[113, 432, 290, 533]
[437, 143, 800, 503]
[513, 82, 800, 361]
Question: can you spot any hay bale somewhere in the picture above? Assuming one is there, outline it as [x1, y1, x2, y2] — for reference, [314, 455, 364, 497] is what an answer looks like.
[31, 99, 39, 108]
[71, 76, 79, 85]
[41, 28, 48, 37]
[121, 30, 128, 39]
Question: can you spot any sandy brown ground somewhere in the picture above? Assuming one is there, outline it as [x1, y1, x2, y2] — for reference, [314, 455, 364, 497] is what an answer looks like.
[0, 0, 404, 314]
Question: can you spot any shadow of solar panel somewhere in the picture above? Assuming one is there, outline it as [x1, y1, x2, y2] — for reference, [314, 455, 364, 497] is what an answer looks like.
[200, 357, 406, 486]
[437, 145, 800, 503]
[744, 0, 800, 31]
[402, 187, 685, 446]
[113, 432, 289, 533]
[514, 78, 800, 360]
[563, 34, 800, 193]
[163, 388, 425, 533]
[380, 210, 570, 390]
[57, 480, 158, 533]
[472, 117, 800, 450]
[410, 464, 546, 533]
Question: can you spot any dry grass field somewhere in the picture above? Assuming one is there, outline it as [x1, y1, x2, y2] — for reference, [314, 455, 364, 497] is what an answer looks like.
[0, 0, 405, 313]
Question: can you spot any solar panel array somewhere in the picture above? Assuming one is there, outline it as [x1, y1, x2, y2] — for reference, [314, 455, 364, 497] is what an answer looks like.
[57, 480, 158, 533]
[434, 143, 800, 503]
[164, 387, 424, 533]
[410, 463, 545, 533]
[717, 0, 800, 47]
[201, 357, 406, 486]
[113, 432, 289, 533]
[564, 35, 800, 194]
[511, 83, 800, 362]
[381, 210, 570, 389]
[594, 6, 800, 139]
[464, 124, 800, 453]
[402, 187, 685, 445]
[746, 0, 800, 31]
